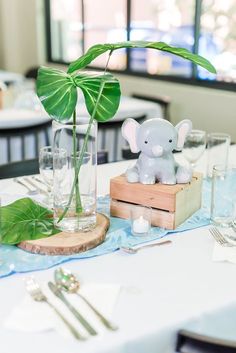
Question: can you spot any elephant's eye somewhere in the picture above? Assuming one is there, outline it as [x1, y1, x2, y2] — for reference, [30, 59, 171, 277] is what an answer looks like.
[169, 139, 172, 143]
[144, 140, 148, 144]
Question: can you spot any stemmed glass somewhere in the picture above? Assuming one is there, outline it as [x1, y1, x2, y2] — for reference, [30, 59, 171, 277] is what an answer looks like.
[182, 130, 206, 169]
[39, 146, 67, 207]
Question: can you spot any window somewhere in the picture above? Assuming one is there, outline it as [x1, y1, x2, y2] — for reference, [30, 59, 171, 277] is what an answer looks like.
[198, 0, 236, 82]
[49, 0, 83, 63]
[129, 0, 195, 76]
[84, 0, 127, 70]
[45, 0, 236, 90]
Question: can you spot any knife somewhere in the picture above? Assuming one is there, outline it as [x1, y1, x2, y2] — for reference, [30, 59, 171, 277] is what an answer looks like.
[48, 281, 97, 336]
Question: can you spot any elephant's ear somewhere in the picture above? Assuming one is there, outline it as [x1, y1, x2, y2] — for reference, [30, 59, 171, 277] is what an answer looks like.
[122, 118, 141, 153]
[175, 119, 192, 151]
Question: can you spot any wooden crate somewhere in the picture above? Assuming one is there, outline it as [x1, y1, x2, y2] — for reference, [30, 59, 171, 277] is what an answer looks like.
[110, 173, 203, 229]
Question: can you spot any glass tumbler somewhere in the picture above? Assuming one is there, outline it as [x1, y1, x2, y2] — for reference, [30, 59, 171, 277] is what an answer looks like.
[211, 165, 236, 228]
[207, 133, 230, 177]
[182, 129, 206, 169]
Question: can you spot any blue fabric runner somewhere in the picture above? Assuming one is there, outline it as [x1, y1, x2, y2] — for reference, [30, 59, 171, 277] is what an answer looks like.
[0, 180, 211, 278]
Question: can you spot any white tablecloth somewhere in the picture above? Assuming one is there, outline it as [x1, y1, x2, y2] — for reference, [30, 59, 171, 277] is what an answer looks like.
[0, 148, 236, 353]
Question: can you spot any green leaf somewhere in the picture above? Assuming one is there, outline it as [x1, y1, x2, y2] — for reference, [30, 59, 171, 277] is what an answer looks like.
[0, 198, 59, 245]
[68, 41, 216, 74]
[74, 71, 121, 122]
[36, 66, 77, 122]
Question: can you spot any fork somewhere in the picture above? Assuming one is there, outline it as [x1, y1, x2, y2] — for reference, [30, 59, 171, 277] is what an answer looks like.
[14, 178, 38, 195]
[25, 277, 86, 340]
[209, 227, 234, 247]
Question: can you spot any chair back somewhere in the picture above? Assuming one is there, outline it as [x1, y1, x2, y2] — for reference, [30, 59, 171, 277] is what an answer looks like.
[99, 114, 146, 162]
[0, 120, 52, 164]
[0, 150, 108, 179]
[0, 159, 39, 179]
[176, 330, 236, 353]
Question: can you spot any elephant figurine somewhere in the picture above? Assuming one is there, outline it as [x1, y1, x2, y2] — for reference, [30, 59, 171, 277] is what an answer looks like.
[122, 117, 192, 185]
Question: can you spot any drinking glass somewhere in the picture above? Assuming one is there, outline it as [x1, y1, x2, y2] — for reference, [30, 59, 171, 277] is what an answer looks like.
[39, 146, 54, 192]
[182, 130, 206, 168]
[207, 133, 230, 178]
[211, 165, 236, 228]
[39, 146, 67, 207]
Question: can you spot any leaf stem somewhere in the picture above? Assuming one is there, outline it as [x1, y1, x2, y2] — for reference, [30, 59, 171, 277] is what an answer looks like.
[57, 50, 113, 223]
[72, 110, 82, 213]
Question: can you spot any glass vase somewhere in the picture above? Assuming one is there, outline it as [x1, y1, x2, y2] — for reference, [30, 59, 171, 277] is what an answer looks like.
[52, 117, 97, 232]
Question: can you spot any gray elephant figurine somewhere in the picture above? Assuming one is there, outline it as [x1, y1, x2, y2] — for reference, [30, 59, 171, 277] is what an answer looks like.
[122, 117, 192, 185]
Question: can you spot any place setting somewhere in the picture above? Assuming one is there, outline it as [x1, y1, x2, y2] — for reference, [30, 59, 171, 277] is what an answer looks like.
[4, 267, 120, 340]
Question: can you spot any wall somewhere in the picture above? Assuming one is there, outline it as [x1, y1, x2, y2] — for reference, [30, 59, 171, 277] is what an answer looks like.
[116, 74, 236, 141]
[0, 1, 3, 68]
[0, 0, 45, 73]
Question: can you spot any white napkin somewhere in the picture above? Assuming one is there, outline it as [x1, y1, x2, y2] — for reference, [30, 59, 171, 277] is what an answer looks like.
[4, 281, 120, 339]
[212, 238, 236, 264]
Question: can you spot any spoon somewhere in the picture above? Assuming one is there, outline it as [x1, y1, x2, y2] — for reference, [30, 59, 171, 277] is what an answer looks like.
[54, 268, 118, 331]
[120, 240, 172, 254]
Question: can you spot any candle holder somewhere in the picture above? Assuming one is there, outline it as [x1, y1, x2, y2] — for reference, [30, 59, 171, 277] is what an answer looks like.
[130, 205, 152, 236]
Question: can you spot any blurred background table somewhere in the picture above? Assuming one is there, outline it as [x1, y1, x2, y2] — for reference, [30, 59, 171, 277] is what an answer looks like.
[0, 70, 24, 85]
[0, 95, 163, 164]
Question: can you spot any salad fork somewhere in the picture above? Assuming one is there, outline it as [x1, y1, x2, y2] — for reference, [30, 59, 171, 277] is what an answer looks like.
[25, 277, 86, 340]
[14, 178, 38, 195]
[209, 227, 234, 247]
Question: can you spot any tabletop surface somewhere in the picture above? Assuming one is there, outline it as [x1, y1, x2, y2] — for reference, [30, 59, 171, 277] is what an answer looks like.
[0, 148, 236, 353]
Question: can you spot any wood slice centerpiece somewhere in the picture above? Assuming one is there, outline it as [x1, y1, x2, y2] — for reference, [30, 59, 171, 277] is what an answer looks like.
[18, 213, 110, 255]
[110, 173, 203, 230]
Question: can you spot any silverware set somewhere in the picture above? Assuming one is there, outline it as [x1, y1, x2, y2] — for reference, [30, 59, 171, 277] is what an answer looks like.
[25, 268, 118, 340]
[14, 176, 47, 195]
[209, 227, 236, 247]
[26, 277, 85, 340]
[54, 268, 118, 331]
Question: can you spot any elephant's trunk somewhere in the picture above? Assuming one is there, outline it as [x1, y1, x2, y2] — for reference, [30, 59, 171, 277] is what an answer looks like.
[152, 145, 163, 157]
